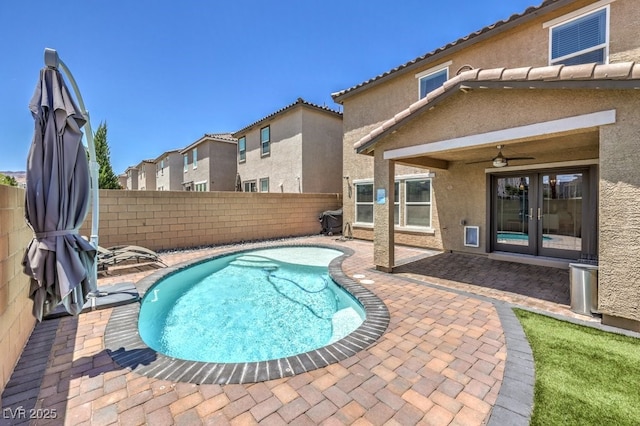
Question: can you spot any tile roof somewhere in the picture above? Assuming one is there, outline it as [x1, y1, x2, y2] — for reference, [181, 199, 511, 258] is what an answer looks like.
[204, 133, 236, 143]
[181, 133, 237, 153]
[332, 0, 570, 102]
[232, 97, 342, 137]
[355, 62, 640, 153]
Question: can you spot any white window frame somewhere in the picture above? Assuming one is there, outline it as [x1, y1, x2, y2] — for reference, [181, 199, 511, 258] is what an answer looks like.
[238, 136, 246, 162]
[353, 180, 374, 225]
[403, 178, 432, 229]
[259, 177, 269, 192]
[353, 175, 433, 230]
[546, 3, 610, 66]
[195, 180, 207, 192]
[183, 154, 188, 172]
[261, 126, 270, 156]
[193, 147, 198, 169]
[244, 180, 257, 192]
[415, 61, 451, 99]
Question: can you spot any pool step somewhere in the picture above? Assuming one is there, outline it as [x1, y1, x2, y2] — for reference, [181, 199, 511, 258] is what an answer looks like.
[229, 257, 279, 269]
[330, 307, 363, 343]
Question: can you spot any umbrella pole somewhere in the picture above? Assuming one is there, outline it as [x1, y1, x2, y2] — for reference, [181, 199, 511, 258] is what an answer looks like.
[44, 48, 99, 287]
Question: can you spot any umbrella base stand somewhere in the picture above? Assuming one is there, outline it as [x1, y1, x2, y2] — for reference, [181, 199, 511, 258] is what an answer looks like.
[43, 282, 139, 320]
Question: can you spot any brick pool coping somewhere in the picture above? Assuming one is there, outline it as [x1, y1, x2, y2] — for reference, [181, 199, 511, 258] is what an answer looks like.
[103, 243, 390, 384]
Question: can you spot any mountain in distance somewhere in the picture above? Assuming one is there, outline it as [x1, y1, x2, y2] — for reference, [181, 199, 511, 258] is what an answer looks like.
[0, 171, 26, 185]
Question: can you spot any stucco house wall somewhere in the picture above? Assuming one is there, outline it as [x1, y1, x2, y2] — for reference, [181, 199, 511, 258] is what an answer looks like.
[182, 135, 238, 192]
[155, 151, 183, 191]
[125, 167, 138, 190]
[238, 110, 303, 193]
[235, 99, 342, 194]
[301, 108, 343, 194]
[136, 161, 156, 191]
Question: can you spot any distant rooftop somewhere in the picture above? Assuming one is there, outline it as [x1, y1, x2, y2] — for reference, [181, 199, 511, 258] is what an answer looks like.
[232, 98, 342, 137]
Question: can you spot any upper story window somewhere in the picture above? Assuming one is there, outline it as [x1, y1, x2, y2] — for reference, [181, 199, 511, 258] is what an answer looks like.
[193, 148, 198, 169]
[416, 62, 450, 99]
[183, 154, 188, 172]
[548, 6, 609, 66]
[238, 136, 246, 162]
[261, 126, 270, 156]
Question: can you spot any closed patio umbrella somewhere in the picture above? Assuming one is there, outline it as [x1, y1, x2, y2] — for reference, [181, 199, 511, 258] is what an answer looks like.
[23, 64, 97, 321]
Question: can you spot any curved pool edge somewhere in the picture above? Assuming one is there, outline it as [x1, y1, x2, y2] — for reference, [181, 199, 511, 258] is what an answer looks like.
[104, 243, 390, 384]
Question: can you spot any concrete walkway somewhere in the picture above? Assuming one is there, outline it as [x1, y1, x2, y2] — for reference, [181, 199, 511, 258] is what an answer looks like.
[0, 236, 611, 425]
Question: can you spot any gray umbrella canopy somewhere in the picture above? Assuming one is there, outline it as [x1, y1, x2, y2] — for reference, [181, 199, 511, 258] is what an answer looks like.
[23, 67, 97, 321]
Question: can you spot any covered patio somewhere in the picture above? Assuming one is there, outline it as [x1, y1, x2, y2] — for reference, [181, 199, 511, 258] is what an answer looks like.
[359, 63, 640, 332]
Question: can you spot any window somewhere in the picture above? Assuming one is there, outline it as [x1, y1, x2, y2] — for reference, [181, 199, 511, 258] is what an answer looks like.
[238, 136, 246, 162]
[244, 181, 257, 192]
[260, 178, 269, 192]
[549, 7, 608, 65]
[195, 181, 207, 192]
[355, 177, 432, 228]
[405, 179, 431, 227]
[261, 126, 270, 156]
[355, 183, 374, 224]
[193, 148, 198, 169]
[183, 154, 188, 172]
[418, 68, 448, 99]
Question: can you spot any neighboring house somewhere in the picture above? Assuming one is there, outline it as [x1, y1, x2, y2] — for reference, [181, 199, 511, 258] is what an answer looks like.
[124, 166, 138, 190]
[118, 173, 127, 189]
[232, 98, 343, 193]
[181, 133, 237, 191]
[136, 160, 156, 191]
[332, 0, 640, 332]
[154, 149, 183, 191]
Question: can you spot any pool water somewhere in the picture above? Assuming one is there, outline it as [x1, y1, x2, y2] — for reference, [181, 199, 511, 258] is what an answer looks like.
[138, 247, 365, 363]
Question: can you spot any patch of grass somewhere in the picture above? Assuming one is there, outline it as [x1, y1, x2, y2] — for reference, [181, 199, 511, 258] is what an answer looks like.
[514, 309, 640, 426]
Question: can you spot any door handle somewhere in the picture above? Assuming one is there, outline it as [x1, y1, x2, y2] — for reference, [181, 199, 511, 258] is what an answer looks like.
[529, 208, 533, 221]
[538, 207, 542, 221]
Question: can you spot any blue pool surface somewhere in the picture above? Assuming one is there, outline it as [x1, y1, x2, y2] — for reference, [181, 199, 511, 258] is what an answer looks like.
[138, 247, 365, 363]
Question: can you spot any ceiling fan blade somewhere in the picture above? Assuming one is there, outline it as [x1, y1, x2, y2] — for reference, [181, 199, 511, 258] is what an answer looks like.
[465, 159, 491, 165]
[506, 156, 535, 161]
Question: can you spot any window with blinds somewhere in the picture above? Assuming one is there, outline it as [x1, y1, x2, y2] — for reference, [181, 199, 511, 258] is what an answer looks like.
[550, 7, 608, 66]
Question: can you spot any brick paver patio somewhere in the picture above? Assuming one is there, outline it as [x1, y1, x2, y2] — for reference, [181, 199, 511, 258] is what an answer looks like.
[1, 236, 601, 425]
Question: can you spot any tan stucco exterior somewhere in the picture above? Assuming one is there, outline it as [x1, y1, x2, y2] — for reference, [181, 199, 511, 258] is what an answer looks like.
[181, 136, 238, 192]
[154, 151, 183, 191]
[136, 160, 156, 191]
[236, 100, 343, 193]
[336, 0, 640, 330]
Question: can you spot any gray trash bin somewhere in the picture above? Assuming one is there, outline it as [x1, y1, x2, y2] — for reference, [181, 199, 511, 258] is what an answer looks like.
[569, 263, 599, 316]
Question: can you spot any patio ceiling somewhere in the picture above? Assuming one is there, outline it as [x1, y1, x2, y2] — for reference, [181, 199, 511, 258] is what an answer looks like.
[392, 129, 600, 170]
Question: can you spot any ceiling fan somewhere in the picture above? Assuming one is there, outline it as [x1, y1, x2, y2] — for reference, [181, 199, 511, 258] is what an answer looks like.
[467, 145, 534, 168]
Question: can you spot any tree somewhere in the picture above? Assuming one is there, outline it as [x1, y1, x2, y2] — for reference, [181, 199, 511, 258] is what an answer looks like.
[0, 173, 18, 186]
[93, 122, 121, 189]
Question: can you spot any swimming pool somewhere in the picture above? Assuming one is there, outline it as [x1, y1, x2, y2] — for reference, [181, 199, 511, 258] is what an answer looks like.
[138, 247, 364, 363]
[104, 243, 389, 384]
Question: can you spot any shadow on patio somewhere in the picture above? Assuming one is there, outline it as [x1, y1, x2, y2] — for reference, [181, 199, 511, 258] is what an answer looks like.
[393, 252, 570, 305]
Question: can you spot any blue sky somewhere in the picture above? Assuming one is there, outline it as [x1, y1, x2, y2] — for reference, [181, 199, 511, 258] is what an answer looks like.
[0, 0, 538, 174]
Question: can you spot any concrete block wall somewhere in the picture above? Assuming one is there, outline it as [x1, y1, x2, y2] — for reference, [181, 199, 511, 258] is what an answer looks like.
[80, 190, 343, 251]
[0, 185, 35, 396]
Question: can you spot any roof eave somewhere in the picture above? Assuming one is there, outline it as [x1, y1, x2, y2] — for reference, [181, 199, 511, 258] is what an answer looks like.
[356, 78, 640, 154]
[333, 0, 573, 104]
